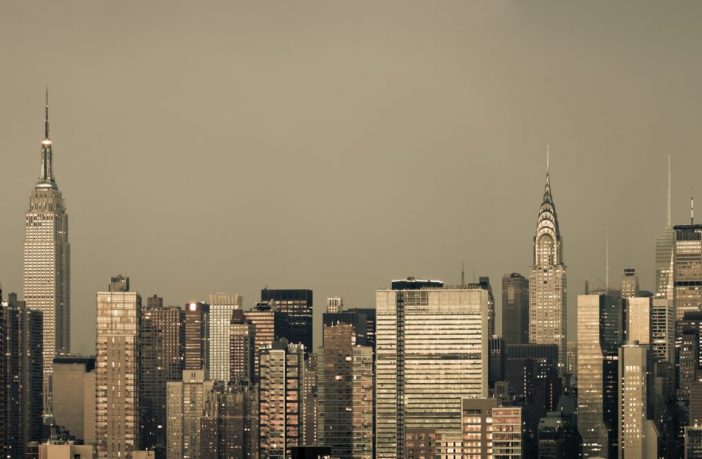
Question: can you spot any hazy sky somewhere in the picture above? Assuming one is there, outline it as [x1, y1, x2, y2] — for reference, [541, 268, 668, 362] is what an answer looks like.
[1, 1, 702, 354]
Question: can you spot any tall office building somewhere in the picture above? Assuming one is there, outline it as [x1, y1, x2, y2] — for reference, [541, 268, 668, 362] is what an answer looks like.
[619, 343, 658, 459]
[625, 297, 652, 345]
[651, 298, 675, 363]
[260, 289, 313, 352]
[140, 300, 185, 457]
[200, 383, 258, 459]
[318, 323, 374, 458]
[95, 275, 141, 459]
[375, 279, 488, 458]
[2, 292, 43, 459]
[23, 92, 70, 412]
[185, 302, 210, 373]
[457, 398, 523, 458]
[656, 156, 675, 301]
[577, 293, 610, 458]
[529, 162, 567, 371]
[166, 369, 214, 459]
[208, 293, 242, 382]
[229, 309, 255, 384]
[258, 340, 305, 458]
[245, 301, 286, 380]
[621, 268, 640, 299]
[673, 223, 702, 322]
[502, 273, 529, 344]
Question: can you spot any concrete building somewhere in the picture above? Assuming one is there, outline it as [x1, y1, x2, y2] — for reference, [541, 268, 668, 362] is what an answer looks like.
[22, 93, 71, 414]
[200, 382, 258, 459]
[259, 340, 305, 458]
[166, 369, 214, 459]
[375, 279, 488, 458]
[619, 343, 658, 459]
[318, 324, 374, 458]
[37, 443, 94, 459]
[502, 273, 529, 345]
[95, 275, 141, 459]
[208, 293, 243, 382]
[529, 164, 567, 371]
[52, 356, 95, 443]
[244, 301, 286, 381]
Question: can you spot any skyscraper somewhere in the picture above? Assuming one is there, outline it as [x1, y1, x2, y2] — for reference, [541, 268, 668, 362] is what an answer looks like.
[468, 276, 495, 338]
[326, 297, 343, 313]
[23, 92, 70, 412]
[140, 299, 185, 457]
[185, 301, 210, 373]
[375, 279, 488, 458]
[245, 301, 286, 381]
[229, 309, 255, 384]
[618, 342, 658, 459]
[200, 382, 258, 459]
[259, 340, 305, 457]
[502, 273, 529, 345]
[318, 323, 374, 458]
[2, 292, 43, 459]
[260, 289, 313, 352]
[166, 369, 214, 459]
[529, 159, 567, 371]
[625, 296, 652, 345]
[208, 293, 243, 382]
[52, 355, 95, 444]
[621, 268, 640, 299]
[577, 293, 609, 458]
[655, 156, 675, 301]
[673, 223, 702, 322]
[95, 275, 141, 459]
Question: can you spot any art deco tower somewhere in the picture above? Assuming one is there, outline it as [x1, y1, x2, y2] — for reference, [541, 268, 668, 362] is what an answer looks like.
[23, 90, 70, 409]
[529, 155, 567, 371]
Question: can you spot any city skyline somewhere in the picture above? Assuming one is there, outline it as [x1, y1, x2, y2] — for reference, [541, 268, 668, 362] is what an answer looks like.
[2, 1, 702, 355]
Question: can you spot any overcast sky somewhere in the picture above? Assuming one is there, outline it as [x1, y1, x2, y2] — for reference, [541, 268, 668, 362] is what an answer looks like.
[1, 1, 701, 354]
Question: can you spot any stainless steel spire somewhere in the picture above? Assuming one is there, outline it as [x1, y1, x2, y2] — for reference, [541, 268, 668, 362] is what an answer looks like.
[529, 146, 567, 372]
[39, 88, 55, 187]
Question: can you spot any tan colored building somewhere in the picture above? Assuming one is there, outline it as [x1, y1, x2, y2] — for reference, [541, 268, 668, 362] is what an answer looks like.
[167, 369, 214, 459]
[626, 297, 651, 345]
[38, 444, 93, 459]
[52, 356, 95, 443]
[375, 280, 489, 458]
[95, 275, 141, 459]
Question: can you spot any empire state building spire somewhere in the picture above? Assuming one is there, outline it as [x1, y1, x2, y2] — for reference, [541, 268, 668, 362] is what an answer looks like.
[39, 88, 56, 188]
[24, 90, 71, 417]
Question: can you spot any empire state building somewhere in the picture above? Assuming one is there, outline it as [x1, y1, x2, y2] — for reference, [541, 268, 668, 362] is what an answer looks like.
[528, 157, 567, 371]
[23, 91, 71, 409]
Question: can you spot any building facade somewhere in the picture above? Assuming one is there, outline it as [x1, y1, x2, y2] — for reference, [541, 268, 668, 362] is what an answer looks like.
[260, 289, 313, 352]
[208, 293, 242, 382]
[375, 280, 488, 458]
[95, 275, 141, 459]
[140, 301, 185, 457]
[502, 273, 529, 345]
[166, 369, 214, 459]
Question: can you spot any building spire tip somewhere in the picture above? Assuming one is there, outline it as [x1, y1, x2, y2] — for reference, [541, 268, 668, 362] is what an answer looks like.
[44, 87, 50, 139]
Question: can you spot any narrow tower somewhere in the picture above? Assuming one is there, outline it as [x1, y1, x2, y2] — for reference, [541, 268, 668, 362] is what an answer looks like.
[528, 149, 567, 371]
[22, 90, 71, 416]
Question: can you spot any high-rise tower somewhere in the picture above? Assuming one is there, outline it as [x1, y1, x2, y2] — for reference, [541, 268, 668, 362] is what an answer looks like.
[23, 90, 70, 413]
[529, 152, 567, 370]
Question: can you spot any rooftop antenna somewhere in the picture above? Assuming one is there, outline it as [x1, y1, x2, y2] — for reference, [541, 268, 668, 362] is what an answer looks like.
[461, 262, 465, 287]
[605, 227, 609, 292]
[692, 192, 695, 225]
[546, 143, 550, 173]
[667, 155, 672, 228]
